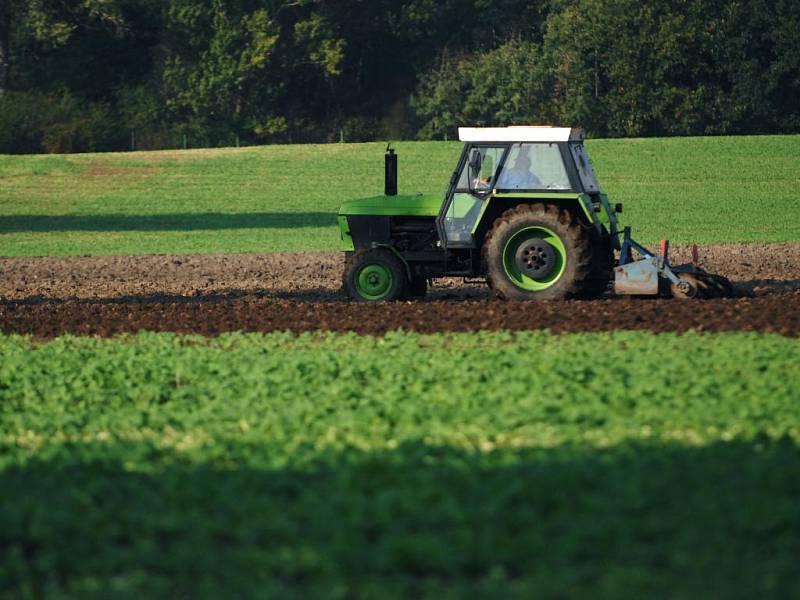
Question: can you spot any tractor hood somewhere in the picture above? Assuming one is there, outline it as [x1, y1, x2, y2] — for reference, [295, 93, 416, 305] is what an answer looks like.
[338, 194, 442, 217]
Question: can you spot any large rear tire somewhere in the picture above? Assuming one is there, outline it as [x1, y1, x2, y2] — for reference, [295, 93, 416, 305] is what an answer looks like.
[482, 204, 591, 300]
[343, 248, 408, 301]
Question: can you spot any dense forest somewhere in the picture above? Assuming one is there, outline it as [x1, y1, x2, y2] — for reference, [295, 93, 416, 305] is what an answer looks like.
[0, 0, 798, 153]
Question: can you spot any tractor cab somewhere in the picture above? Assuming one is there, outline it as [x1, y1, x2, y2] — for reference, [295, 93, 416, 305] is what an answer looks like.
[439, 127, 613, 248]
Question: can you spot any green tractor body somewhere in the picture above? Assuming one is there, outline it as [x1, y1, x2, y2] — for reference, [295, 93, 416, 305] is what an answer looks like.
[338, 126, 729, 301]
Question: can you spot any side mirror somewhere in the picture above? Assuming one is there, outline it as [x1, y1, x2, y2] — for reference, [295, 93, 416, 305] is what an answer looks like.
[468, 149, 482, 179]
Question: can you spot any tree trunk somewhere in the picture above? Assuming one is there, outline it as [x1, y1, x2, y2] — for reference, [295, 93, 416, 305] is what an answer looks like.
[0, 47, 7, 95]
[0, 4, 9, 95]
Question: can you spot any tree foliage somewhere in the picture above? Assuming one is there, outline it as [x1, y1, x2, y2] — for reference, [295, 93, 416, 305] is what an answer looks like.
[412, 40, 556, 140]
[0, 0, 798, 153]
[414, 0, 800, 138]
[539, 0, 800, 136]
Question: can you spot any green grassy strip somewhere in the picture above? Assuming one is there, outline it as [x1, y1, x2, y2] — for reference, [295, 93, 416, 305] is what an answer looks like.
[1, 330, 799, 596]
[0, 135, 798, 257]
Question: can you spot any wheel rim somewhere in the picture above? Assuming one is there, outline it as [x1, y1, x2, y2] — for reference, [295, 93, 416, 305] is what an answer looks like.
[502, 226, 567, 291]
[355, 263, 393, 299]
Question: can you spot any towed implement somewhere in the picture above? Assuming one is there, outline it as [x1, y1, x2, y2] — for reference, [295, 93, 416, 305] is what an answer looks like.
[337, 126, 732, 301]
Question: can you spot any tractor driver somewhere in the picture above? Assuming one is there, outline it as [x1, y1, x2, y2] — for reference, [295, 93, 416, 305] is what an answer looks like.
[497, 153, 541, 190]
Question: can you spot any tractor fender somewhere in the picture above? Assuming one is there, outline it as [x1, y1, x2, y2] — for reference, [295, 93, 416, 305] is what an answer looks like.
[337, 215, 355, 251]
[370, 243, 413, 281]
[473, 193, 600, 244]
[486, 192, 595, 221]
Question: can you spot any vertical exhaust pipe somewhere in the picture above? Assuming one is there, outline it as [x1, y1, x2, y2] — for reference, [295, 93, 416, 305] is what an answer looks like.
[385, 144, 397, 196]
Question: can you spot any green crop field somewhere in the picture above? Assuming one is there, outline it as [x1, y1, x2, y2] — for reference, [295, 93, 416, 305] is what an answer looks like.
[2, 330, 799, 596]
[1, 135, 798, 257]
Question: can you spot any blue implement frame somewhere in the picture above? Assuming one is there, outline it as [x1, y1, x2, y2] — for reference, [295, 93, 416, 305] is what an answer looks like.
[618, 226, 658, 267]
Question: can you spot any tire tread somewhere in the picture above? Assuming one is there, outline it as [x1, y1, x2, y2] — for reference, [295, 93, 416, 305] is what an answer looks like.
[481, 203, 591, 300]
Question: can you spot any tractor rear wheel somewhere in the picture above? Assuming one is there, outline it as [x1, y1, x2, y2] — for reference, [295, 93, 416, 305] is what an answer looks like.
[482, 204, 591, 300]
[343, 248, 408, 301]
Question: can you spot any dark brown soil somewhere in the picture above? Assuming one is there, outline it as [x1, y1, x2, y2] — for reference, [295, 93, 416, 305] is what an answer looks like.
[2, 292, 799, 338]
[0, 251, 343, 301]
[1, 243, 798, 338]
[2, 243, 799, 301]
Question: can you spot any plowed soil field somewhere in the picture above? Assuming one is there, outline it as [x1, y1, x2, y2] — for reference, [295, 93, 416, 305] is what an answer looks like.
[2, 243, 799, 338]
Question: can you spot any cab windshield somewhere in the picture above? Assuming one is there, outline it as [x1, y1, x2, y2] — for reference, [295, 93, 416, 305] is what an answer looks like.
[457, 146, 504, 191]
[443, 145, 506, 245]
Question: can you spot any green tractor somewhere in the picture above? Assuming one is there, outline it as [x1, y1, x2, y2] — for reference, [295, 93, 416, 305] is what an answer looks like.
[338, 126, 731, 301]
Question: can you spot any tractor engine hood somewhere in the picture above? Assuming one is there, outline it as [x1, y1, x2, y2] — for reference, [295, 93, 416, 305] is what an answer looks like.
[338, 194, 441, 217]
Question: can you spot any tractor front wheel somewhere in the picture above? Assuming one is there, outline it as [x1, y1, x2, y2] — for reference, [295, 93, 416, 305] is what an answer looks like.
[482, 204, 591, 300]
[343, 248, 408, 301]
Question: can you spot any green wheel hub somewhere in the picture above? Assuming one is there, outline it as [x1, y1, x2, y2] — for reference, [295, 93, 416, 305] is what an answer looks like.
[502, 226, 567, 291]
[355, 263, 394, 300]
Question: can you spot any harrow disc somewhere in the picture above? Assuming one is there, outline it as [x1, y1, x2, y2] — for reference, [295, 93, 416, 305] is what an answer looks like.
[671, 271, 733, 299]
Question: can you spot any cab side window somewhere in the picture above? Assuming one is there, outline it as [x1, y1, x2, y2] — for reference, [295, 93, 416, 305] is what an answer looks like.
[497, 143, 571, 190]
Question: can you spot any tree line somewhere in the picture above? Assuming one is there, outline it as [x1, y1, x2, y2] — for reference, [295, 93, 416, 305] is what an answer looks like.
[1, 0, 798, 153]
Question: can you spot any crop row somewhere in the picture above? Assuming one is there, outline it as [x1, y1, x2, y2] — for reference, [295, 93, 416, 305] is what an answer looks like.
[1, 330, 799, 596]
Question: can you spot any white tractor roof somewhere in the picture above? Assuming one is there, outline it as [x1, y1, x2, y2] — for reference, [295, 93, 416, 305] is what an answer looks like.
[458, 126, 583, 143]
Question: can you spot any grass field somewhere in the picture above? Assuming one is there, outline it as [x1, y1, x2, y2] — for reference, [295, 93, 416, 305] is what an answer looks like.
[2, 330, 799, 596]
[1, 135, 798, 257]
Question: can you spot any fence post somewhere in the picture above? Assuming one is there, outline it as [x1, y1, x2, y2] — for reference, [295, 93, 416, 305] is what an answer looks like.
[236, 135, 240, 148]
[183, 134, 187, 150]
[339, 129, 344, 143]
[131, 131, 135, 151]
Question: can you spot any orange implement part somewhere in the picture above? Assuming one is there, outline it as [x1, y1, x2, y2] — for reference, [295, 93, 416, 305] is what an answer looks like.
[660, 239, 670, 263]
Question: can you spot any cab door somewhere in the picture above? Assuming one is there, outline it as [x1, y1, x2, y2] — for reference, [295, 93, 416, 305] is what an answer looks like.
[438, 144, 507, 248]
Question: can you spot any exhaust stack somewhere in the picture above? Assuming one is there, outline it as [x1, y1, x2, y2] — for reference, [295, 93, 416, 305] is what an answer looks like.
[385, 144, 397, 196]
